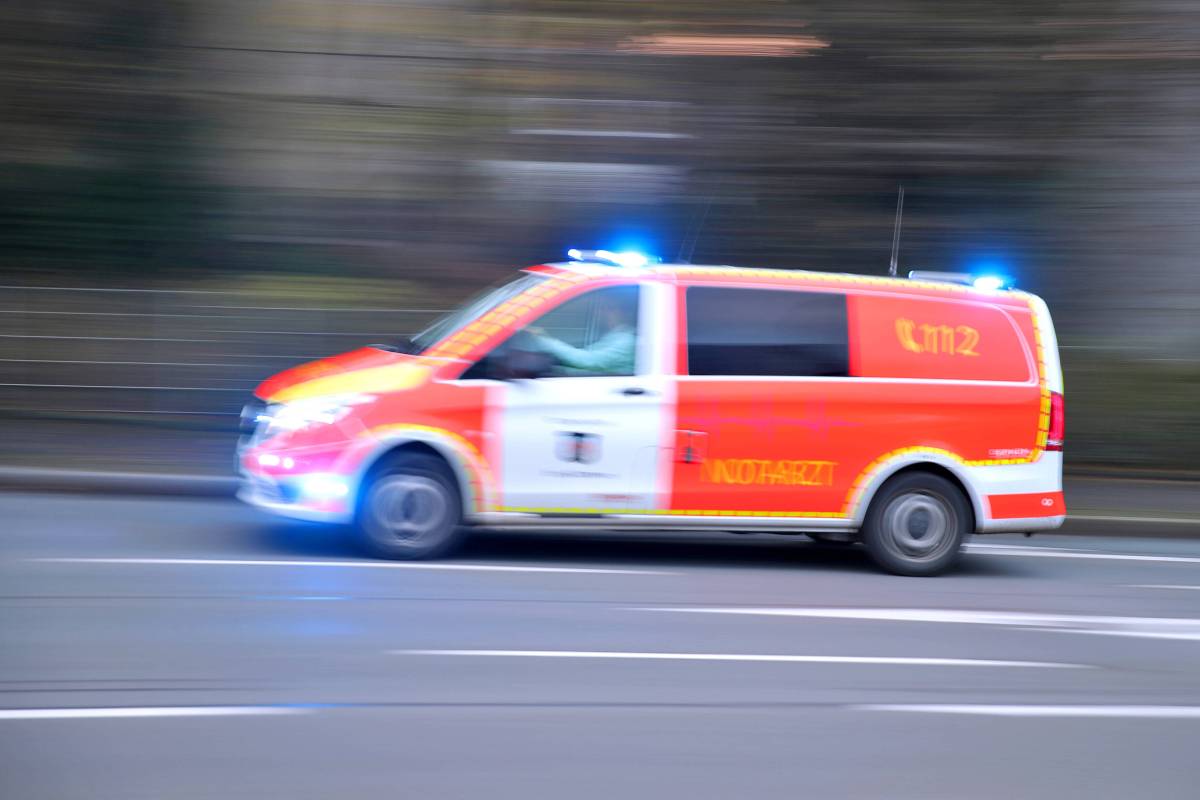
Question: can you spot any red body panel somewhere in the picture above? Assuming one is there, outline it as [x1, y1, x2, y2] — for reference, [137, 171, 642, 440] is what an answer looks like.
[670, 379, 1042, 516]
[988, 491, 1066, 519]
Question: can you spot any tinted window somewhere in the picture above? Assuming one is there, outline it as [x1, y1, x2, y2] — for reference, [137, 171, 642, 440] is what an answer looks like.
[462, 285, 639, 379]
[685, 287, 848, 376]
[524, 285, 639, 377]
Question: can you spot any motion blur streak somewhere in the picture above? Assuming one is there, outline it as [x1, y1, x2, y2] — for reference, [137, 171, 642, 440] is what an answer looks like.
[618, 35, 831, 57]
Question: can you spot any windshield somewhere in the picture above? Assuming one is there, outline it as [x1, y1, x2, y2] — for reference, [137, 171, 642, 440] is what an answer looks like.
[406, 273, 548, 354]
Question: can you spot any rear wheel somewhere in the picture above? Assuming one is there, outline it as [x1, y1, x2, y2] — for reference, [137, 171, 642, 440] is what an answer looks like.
[861, 472, 971, 576]
[356, 452, 465, 560]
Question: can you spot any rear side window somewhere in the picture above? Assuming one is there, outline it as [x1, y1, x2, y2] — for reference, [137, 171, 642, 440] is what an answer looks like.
[685, 287, 849, 377]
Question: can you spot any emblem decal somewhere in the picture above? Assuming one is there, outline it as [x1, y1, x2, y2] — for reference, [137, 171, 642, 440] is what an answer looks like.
[555, 431, 602, 464]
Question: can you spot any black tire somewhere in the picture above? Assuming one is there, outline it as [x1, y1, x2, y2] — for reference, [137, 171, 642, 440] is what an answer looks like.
[355, 451, 465, 560]
[860, 472, 971, 576]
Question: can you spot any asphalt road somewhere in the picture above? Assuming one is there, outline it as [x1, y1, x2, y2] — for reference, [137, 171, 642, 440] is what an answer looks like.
[2, 493, 1200, 799]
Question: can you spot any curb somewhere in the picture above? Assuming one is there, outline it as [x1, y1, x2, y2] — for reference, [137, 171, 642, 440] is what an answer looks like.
[0, 467, 237, 497]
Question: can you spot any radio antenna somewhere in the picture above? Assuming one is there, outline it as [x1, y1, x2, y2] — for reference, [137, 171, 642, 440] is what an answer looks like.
[888, 185, 904, 277]
[677, 175, 722, 264]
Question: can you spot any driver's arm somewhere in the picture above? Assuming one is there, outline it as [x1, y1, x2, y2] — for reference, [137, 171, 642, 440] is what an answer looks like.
[536, 329, 635, 375]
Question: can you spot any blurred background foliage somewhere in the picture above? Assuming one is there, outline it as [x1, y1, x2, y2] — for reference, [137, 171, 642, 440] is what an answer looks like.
[0, 0, 1198, 471]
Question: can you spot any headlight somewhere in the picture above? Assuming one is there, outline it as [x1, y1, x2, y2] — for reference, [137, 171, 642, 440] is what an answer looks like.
[240, 400, 266, 437]
[260, 394, 374, 434]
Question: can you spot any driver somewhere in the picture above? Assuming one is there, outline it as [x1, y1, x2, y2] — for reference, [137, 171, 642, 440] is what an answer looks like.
[530, 295, 636, 376]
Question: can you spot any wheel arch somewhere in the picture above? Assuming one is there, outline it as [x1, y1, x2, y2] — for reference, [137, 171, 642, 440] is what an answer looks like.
[351, 427, 493, 520]
[850, 453, 983, 532]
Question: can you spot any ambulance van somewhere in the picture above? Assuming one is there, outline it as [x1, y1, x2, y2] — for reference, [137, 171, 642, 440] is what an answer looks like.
[239, 255, 1065, 576]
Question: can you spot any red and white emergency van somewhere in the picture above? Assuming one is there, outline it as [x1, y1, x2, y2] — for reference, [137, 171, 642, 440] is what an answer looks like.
[239, 255, 1065, 575]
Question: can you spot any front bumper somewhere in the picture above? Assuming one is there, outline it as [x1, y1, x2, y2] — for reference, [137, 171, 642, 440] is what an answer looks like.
[237, 473, 353, 524]
[236, 399, 357, 524]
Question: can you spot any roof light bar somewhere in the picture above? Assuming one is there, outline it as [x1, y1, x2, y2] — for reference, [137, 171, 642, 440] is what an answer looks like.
[972, 275, 1007, 291]
[566, 248, 657, 269]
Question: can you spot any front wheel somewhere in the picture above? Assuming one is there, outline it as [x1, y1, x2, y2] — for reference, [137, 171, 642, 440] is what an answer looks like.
[860, 472, 971, 576]
[356, 452, 465, 560]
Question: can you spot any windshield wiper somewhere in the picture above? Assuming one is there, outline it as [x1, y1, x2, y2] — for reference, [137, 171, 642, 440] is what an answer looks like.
[368, 340, 408, 354]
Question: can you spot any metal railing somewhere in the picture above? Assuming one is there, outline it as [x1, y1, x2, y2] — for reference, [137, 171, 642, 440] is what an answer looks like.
[0, 285, 446, 417]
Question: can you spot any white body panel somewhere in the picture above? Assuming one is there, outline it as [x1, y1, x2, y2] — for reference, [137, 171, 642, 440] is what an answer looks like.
[1027, 293, 1064, 393]
[497, 375, 668, 511]
[496, 282, 675, 513]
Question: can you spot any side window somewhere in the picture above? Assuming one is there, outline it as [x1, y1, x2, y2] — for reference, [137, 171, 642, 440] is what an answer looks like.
[685, 287, 848, 377]
[463, 285, 640, 379]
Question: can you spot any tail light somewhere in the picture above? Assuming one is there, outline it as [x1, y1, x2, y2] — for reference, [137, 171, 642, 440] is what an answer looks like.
[1046, 391, 1064, 451]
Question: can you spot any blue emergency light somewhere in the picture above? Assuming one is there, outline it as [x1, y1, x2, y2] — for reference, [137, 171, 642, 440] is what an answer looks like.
[908, 270, 1013, 290]
[972, 275, 1007, 291]
[567, 248, 657, 268]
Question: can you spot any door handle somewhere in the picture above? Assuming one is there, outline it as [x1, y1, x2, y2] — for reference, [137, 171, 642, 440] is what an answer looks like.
[618, 387, 654, 396]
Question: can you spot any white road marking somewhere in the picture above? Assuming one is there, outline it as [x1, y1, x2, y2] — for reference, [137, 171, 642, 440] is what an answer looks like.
[1127, 585, 1200, 591]
[641, 606, 1200, 642]
[1066, 630, 1200, 642]
[966, 543, 1079, 552]
[859, 704, 1200, 719]
[396, 650, 1086, 668]
[965, 544, 1200, 564]
[32, 558, 671, 576]
[0, 706, 309, 721]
